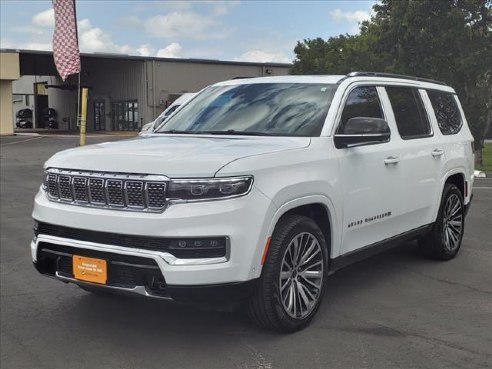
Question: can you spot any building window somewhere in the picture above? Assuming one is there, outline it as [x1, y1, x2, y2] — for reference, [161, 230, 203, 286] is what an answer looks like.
[111, 101, 139, 131]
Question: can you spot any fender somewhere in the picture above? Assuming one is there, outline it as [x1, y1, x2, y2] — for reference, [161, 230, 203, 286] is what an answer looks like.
[431, 168, 467, 222]
[265, 194, 341, 259]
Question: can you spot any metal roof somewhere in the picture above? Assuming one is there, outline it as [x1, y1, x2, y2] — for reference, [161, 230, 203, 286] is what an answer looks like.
[0, 48, 292, 68]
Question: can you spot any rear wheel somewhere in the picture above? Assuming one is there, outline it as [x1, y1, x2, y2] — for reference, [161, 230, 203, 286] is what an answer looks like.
[247, 215, 328, 332]
[419, 184, 464, 260]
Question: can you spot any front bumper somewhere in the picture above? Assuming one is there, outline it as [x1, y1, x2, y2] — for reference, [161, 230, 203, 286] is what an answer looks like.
[33, 244, 258, 308]
[32, 185, 276, 286]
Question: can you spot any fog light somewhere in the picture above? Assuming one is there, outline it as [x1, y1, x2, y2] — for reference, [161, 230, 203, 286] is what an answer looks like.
[169, 238, 226, 250]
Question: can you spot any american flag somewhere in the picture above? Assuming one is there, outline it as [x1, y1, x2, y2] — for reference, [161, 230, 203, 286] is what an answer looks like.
[52, 0, 81, 81]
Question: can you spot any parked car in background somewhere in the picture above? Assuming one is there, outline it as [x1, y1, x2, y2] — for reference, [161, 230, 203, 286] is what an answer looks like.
[32, 73, 474, 332]
[41, 108, 58, 129]
[139, 93, 196, 136]
[15, 108, 33, 128]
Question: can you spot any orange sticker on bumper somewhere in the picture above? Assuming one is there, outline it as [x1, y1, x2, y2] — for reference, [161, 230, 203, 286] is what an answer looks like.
[73, 255, 107, 284]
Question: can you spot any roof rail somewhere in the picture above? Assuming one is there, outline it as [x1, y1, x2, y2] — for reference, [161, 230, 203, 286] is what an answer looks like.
[344, 71, 447, 86]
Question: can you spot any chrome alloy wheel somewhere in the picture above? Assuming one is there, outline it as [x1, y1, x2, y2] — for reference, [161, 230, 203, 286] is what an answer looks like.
[442, 193, 463, 252]
[279, 232, 324, 319]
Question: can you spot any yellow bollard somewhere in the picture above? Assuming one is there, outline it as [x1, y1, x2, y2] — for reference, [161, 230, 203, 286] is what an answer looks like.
[79, 87, 88, 146]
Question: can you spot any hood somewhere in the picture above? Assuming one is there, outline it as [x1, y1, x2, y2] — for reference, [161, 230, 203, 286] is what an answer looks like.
[45, 135, 311, 177]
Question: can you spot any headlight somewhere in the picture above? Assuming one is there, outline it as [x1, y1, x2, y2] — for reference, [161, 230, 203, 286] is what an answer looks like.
[41, 171, 48, 190]
[168, 176, 253, 201]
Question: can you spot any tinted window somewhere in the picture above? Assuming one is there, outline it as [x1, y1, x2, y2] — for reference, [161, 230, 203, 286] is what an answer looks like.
[157, 83, 338, 137]
[339, 86, 383, 133]
[427, 90, 462, 135]
[386, 87, 431, 139]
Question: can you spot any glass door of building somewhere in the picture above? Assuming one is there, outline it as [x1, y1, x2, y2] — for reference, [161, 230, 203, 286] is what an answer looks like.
[111, 101, 139, 131]
[94, 101, 105, 131]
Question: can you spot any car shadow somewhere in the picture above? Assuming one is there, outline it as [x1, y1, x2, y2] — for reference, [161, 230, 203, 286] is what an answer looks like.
[64, 240, 431, 340]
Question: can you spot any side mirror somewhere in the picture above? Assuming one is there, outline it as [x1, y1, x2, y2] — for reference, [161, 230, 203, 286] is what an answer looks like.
[334, 117, 390, 148]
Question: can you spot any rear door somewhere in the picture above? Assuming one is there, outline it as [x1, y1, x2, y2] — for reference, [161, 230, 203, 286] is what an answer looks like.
[384, 86, 441, 231]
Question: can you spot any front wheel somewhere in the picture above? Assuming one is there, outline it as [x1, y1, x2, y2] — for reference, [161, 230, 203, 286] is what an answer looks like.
[419, 184, 465, 260]
[247, 215, 328, 332]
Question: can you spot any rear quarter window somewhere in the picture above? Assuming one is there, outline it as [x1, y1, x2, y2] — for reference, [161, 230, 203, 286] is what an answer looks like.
[426, 90, 462, 135]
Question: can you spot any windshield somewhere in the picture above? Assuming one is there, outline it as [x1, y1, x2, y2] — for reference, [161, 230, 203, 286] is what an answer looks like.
[156, 83, 337, 136]
[153, 105, 181, 127]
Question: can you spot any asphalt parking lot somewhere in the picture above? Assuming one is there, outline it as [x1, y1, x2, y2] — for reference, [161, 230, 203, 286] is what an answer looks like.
[1, 135, 491, 369]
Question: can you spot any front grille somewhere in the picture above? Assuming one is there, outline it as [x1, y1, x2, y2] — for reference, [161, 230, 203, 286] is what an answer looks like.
[35, 222, 227, 259]
[44, 168, 168, 212]
[73, 177, 88, 202]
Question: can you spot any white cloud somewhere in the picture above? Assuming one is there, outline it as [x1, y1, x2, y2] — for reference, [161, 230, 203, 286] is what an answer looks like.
[236, 50, 291, 63]
[32, 8, 54, 28]
[156, 42, 183, 58]
[329, 9, 371, 23]
[145, 12, 223, 40]
[0, 38, 51, 51]
[329, 9, 371, 34]
[136, 44, 155, 56]
[10, 25, 45, 35]
[24, 42, 52, 50]
[77, 18, 132, 54]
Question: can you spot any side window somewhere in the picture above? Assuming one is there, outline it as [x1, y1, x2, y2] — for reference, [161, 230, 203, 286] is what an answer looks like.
[386, 87, 431, 139]
[427, 90, 462, 135]
[339, 86, 383, 133]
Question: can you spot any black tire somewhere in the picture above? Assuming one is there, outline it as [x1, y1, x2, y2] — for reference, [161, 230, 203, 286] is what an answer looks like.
[419, 184, 465, 260]
[247, 215, 328, 333]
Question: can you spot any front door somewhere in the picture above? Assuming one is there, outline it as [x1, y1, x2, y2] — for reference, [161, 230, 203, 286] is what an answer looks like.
[336, 85, 404, 255]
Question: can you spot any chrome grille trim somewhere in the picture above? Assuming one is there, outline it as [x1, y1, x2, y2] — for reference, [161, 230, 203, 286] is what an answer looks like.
[43, 168, 170, 213]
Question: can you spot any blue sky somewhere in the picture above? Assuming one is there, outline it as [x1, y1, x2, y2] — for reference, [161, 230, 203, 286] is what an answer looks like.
[0, 0, 376, 63]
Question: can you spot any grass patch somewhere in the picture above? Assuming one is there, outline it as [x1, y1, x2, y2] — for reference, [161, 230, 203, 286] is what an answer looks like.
[477, 142, 492, 172]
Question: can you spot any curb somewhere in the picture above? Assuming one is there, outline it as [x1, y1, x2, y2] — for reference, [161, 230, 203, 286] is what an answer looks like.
[14, 132, 41, 137]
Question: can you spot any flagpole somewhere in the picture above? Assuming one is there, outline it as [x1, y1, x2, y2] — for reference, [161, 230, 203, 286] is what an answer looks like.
[71, 0, 86, 146]
[74, 0, 80, 134]
[77, 71, 80, 132]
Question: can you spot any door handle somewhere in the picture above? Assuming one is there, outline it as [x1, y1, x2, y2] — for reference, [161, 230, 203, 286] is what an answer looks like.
[432, 149, 444, 157]
[384, 156, 400, 165]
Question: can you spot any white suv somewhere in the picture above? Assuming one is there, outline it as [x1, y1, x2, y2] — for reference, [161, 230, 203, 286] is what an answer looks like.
[32, 72, 474, 332]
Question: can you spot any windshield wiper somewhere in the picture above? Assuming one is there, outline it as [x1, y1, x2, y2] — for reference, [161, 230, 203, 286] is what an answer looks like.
[158, 129, 277, 136]
[158, 129, 196, 134]
[193, 130, 276, 136]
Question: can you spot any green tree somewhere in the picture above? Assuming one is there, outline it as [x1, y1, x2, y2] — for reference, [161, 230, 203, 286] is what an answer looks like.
[291, 0, 492, 157]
